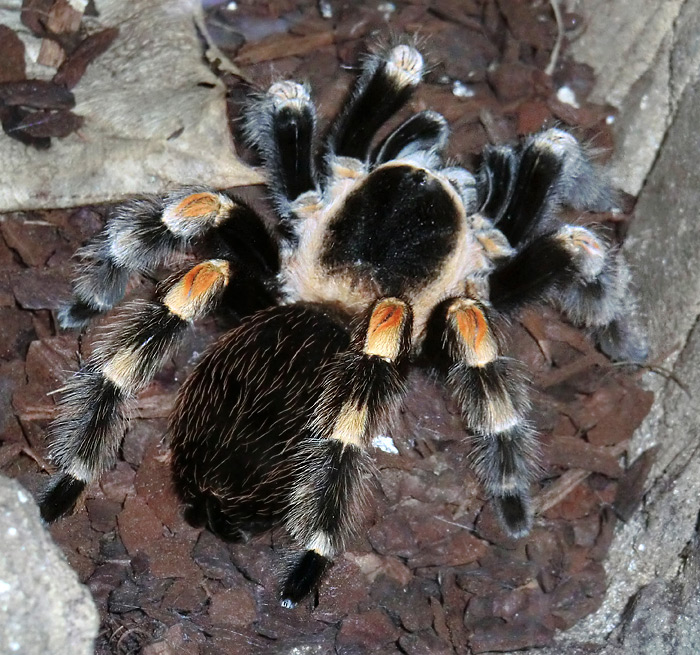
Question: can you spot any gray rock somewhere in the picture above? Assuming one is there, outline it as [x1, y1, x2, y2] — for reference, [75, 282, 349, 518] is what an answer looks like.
[570, 0, 700, 196]
[0, 0, 260, 212]
[0, 476, 98, 655]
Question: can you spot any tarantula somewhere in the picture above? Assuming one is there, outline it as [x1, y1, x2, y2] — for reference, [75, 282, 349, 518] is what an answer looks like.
[39, 42, 645, 607]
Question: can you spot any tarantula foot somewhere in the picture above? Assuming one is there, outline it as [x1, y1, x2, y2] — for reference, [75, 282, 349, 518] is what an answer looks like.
[267, 80, 311, 110]
[596, 317, 649, 363]
[39, 472, 86, 523]
[556, 225, 607, 281]
[57, 299, 101, 330]
[385, 44, 424, 87]
[534, 128, 614, 212]
[280, 550, 332, 608]
[495, 492, 532, 538]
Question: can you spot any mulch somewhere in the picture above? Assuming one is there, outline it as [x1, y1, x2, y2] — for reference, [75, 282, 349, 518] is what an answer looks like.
[0, 1, 655, 654]
[0, 0, 118, 148]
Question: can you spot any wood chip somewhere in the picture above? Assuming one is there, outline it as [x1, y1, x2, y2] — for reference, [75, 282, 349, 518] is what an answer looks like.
[235, 31, 334, 65]
[614, 446, 659, 521]
[0, 26, 27, 83]
[54, 27, 120, 89]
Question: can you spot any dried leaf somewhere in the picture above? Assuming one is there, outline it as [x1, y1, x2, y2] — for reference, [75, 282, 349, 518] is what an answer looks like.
[54, 27, 120, 89]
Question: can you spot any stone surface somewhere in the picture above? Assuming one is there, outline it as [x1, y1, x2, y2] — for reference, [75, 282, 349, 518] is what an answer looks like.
[0, 475, 98, 655]
[571, 0, 700, 196]
[0, 0, 260, 212]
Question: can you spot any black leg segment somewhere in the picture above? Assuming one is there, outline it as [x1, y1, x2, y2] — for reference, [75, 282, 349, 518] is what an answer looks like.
[244, 81, 318, 209]
[324, 44, 425, 164]
[371, 110, 449, 166]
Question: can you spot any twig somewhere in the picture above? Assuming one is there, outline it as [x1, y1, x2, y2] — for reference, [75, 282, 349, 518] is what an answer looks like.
[545, 0, 564, 76]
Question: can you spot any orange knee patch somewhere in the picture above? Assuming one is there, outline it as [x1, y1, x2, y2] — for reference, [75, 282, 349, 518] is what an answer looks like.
[364, 298, 410, 361]
[448, 298, 498, 367]
[162, 192, 234, 236]
[164, 260, 230, 320]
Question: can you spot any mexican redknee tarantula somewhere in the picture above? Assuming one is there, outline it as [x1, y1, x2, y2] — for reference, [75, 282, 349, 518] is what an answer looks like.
[39, 42, 645, 607]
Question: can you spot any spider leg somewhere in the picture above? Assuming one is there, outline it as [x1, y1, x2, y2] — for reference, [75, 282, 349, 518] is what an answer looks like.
[281, 298, 413, 607]
[550, 227, 648, 361]
[323, 43, 425, 166]
[489, 225, 647, 361]
[243, 81, 318, 215]
[39, 259, 232, 522]
[477, 129, 613, 245]
[370, 110, 449, 166]
[479, 129, 646, 361]
[434, 297, 538, 537]
[59, 191, 276, 328]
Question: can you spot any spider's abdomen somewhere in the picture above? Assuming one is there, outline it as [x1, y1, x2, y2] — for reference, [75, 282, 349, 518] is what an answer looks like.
[168, 304, 350, 536]
[321, 164, 462, 296]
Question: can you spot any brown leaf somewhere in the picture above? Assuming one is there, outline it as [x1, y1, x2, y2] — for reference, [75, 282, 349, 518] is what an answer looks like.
[614, 446, 658, 521]
[235, 31, 334, 65]
[544, 435, 624, 478]
[0, 105, 51, 149]
[0, 79, 75, 108]
[470, 618, 553, 653]
[54, 27, 120, 89]
[0, 26, 27, 83]
[9, 108, 83, 138]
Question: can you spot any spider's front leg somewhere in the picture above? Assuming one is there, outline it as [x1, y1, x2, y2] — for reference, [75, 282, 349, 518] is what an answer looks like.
[435, 296, 538, 537]
[281, 298, 413, 607]
[243, 78, 319, 220]
[39, 259, 232, 522]
[60, 190, 276, 328]
[323, 42, 425, 164]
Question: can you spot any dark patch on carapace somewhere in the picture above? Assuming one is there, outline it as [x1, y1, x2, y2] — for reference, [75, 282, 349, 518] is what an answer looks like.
[320, 165, 462, 296]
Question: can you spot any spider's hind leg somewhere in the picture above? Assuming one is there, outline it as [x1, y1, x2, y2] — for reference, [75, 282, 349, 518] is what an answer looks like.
[323, 42, 425, 166]
[428, 297, 538, 537]
[281, 298, 413, 607]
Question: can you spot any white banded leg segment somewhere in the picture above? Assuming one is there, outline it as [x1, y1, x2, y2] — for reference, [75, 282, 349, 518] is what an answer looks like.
[281, 299, 413, 606]
[443, 297, 537, 537]
[59, 190, 241, 328]
[282, 439, 375, 607]
[41, 260, 231, 523]
[311, 298, 412, 447]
